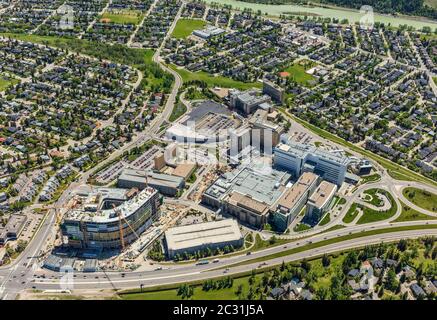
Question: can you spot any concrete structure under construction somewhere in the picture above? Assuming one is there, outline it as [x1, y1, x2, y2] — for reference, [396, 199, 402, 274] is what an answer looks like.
[165, 219, 243, 258]
[202, 159, 291, 228]
[61, 187, 161, 250]
[274, 140, 350, 186]
[117, 169, 185, 197]
[271, 172, 320, 232]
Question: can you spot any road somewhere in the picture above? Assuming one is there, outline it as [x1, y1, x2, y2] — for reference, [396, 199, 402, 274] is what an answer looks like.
[24, 228, 437, 292]
[0, 4, 184, 299]
[2, 1, 437, 299]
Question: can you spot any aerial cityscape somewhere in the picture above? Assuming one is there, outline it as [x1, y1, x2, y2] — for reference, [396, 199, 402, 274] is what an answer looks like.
[0, 0, 436, 303]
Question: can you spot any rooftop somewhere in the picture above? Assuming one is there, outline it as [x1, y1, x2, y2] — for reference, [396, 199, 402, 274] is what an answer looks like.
[276, 140, 350, 166]
[275, 172, 319, 211]
[307, 180, 337, 209]
[204, 159, 291, 207]
[165, 219, 242, 251]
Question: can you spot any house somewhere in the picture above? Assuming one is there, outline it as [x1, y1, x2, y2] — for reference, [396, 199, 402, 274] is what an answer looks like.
[410, 283, 426, 298]
[385, 259, 398, 268]
[348, 269, 360, 277]
[348, 279, 361, 291]
[300, 289, 313, 300]
[270, 287, 285, 299]
[423, 281, 437, 295]
[370, 257, 383, 269]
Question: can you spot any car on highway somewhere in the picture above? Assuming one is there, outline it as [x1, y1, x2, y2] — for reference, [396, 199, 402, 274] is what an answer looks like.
[212, 259, 220, 263]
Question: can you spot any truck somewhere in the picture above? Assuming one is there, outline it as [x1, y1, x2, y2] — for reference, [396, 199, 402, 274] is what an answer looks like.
[196, 260, 209, 265]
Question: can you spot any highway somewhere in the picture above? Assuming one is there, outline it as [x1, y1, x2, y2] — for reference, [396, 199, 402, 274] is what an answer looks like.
[26, 228, 437, 291]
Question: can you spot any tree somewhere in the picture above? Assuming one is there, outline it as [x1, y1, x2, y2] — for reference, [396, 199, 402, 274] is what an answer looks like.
[322, 254, 331, 267]
[301, 259, 311, 272]
[378, 285, 384, 298]
[316, 287, 329, 300]
[397, 239, 408, 252]
[235, 284, 243, 298]
[385, 269, 399, 292]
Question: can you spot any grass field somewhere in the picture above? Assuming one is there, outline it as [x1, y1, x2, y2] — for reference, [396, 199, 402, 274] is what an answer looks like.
[121, 274, 260, 300]
[170, 64, 261, 89]
[392, 200, 437, 223]
[403, 187, 437, 213]
[356, 191, 397, 224]
[425, 0, 437, 9]
[0, 75, 19, 91]
[362, 189, 384, 207]
[293, 223, 311, 232]
[282, 60, 316, 87]
[360, 173, 381, 184]
[169, 102, 187, 122]
[318, 212, 330, 226]
[434, 76, 437, 86]
[100, 10, 144, 25]
[172, 19, 206, 38]
[342, 203, 359, 224]
[279, 107, 437, 188]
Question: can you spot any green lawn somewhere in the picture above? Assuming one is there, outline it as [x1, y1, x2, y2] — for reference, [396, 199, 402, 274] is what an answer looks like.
[169, 102, 187, 122]
[318, 212, 330, 226]
[172, 19, 206, 38]
[282, 60, 316, 87]
[120, 274, 261, 300]
[362, 189, 384, 207]
[293, 223, 311, 232]
[433, 76, 437, 86]
[0, 75, 19, 91]
[392, 200, 437, 223]
[170, 64, 261, 90]
[425, 0, 437, 9]
[387, 170, 412, 181]
[279, 107, 437, 188]
[338, 198, 346, 205]
[361, 173, 381, 184]
[356, 191, 397, 224]
[100, 10, 144, 25]
[402, 187, 437, 213]
[342, 203, 359, 224]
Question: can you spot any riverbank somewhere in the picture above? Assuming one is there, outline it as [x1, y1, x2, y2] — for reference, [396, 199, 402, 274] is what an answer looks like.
[204, 0, 437, 29]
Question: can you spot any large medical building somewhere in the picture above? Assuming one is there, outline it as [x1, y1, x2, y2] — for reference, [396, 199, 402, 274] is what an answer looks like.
[61, 187, 161, 249]
[202, 161, 291, 228]
[270, 172, 320, 232]
[273, 141, 350, 186]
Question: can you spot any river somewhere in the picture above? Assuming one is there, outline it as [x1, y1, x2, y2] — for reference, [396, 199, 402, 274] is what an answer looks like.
[204, 0, 437, 29]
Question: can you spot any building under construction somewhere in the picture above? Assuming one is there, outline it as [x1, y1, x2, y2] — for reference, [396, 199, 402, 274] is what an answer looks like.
[60, 187, 161, 250]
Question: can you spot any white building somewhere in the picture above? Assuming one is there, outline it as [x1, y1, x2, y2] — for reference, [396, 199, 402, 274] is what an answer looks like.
[165, 219, 243, 258]
[274, 141, 350, 186]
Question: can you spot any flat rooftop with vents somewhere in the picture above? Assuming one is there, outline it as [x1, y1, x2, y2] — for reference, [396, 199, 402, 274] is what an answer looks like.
[165, 219, 243, 258]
